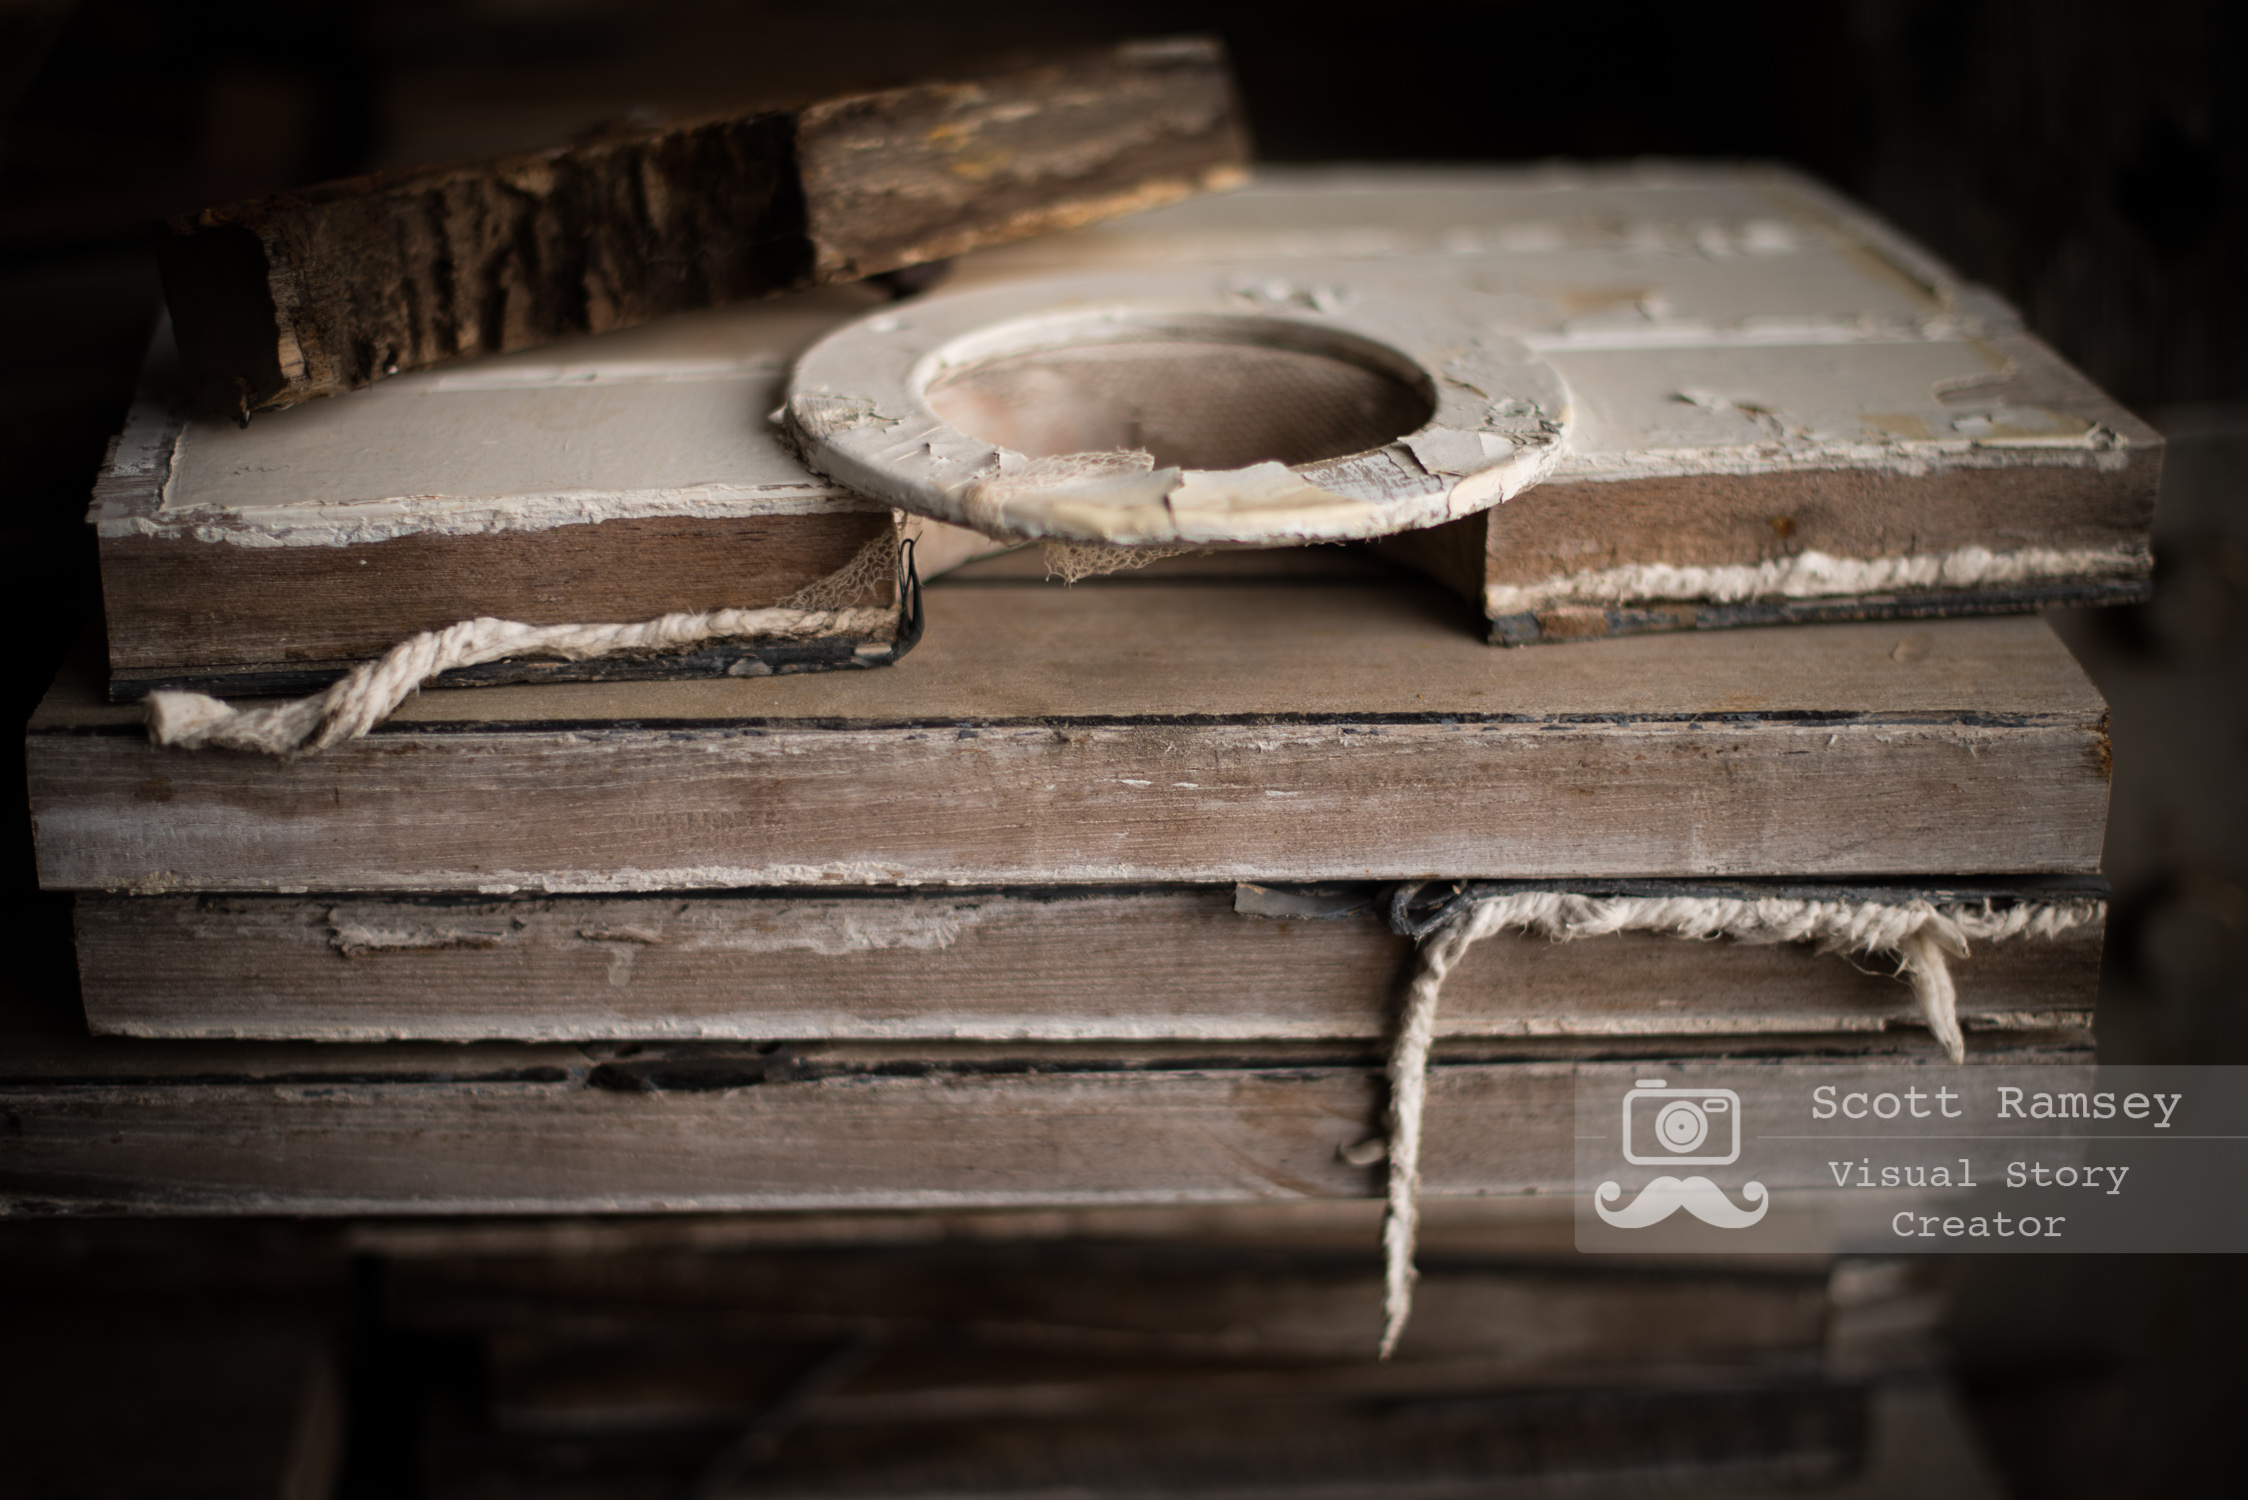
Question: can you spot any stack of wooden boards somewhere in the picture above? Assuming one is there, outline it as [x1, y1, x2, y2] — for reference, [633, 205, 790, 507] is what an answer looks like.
[361, 1209, 1978, 1498]
[93, 164, 2157, 698]
[36, 558, 2109, 1060]
[934, 163, 2157, 640]
[0, 1211, 1984, 1499]
[13, 162, 2137, 1495]
[16, 558, 2103, 1492]
[104, 36, 1252, 699]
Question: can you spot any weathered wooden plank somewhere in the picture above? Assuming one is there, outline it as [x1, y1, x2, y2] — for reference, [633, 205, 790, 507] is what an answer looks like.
[27, 714, 2107, 892]
[157, 39, 1248, 419]
[946, 164, 2156, 635]
[462, 1373, 1868, 1498]
[92, 294, 901, 680]
[28, 589, 2112, 893]
[71, 887, 2102, 1042]
[327, 1195, 1764, 1265]
[111, 162, 2159, 694]
[93, 297, 911, 690]
[0, 1047, 2083, 1217]
[102, 511, 896, 676]
[202, 580, 2120, 724]
[0, 1060, 1517, 1215]
[397, 1243, 1831, 1370]
[1380, 333, 2160, 644]
[479, 1340, 1836, 1425]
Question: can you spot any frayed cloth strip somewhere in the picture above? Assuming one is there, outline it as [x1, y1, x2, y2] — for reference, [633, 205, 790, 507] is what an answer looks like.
[1373, 888, 2103, 1358]
[1481, 544, 2147, 615]
[1041, 539, 1208, 583]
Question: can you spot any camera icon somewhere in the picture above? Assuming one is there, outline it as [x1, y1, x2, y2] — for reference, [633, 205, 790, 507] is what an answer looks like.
[1622, 1079, 1742, 1166]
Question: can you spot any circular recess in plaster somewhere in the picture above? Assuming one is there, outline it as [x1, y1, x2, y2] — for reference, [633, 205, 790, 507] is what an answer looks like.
[928, 326, 1435, 472]
[782, 273, 1572, 547]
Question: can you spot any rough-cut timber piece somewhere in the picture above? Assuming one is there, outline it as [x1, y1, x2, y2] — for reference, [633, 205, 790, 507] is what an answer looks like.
[400, 1242, 1852, 1496]
[463, 1363, 1866, 1497]
[936, 165, 2158, 636]
[95, 299, 911, 697]
[156, 37, 1248, 420]
[104, 165, 2157, 694]
[385, 1232, 1988, 1498]
[72, 881, 2103, 1043]
[0, 1042, 2086, 1217]
[29, 576, 2113, 894]
[390, 1235, 1833, 1370]
[465, 1363, 1869, 1498]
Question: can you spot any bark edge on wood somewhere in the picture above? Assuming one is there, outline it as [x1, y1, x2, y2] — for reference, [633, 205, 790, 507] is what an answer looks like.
[156, 37, 1249, 420]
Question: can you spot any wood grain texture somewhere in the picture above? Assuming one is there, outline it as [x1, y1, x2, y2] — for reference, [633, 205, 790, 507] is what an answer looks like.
[101, 511, 894, 672]
[945, 164, 2156, 636]
[1377, 336, 2161, 643]
[374, 1219, 1904, 1500]
[0, 1060, 1530, 1214]
[396, 1240, 1831, 1370]
[29, 585, 2111, 892]
[71, 887, 2102, 1043]
[1392, 445, 2155, 608]
[157, 39, 1247, 419]
[116, 163, 2158, 691]
[30, 698, 2107, 891]
[92, 296, 906, 687]
[328, 1195, 1769, 1265]
[0, 1049, 2079, 1216]
[794, 39, 1250, 282]
[454, 1364, 1866, 1499]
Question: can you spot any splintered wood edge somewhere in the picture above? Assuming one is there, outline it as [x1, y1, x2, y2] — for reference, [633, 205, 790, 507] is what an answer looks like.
[157, 38, 1250, 418]
[0, 1049, 2092, 1215]
[71, 887, 2102, 1044]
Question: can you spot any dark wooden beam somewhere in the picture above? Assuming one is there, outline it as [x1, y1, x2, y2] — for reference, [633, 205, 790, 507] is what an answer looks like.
[156, 38, 1248, 421]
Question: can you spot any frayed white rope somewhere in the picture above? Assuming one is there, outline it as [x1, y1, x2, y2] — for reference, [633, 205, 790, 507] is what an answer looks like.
[1373, 890, 2103, 1357]
[1378, 901, 1508, 1357]
[145, 535, 906, 756]
[144, 606, 895, 755]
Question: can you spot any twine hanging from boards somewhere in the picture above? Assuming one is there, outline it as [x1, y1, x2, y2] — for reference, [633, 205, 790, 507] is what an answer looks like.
[143, 537, 918, 756]
[1366, 882, 2106, 1358]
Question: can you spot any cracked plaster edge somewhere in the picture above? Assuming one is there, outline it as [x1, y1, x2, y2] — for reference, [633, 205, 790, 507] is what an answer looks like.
[941, 432, 1568, 548]
[1548, 435, 2142, 484]
[104, 483, 884, 548]
[792, 390, 1571, 547]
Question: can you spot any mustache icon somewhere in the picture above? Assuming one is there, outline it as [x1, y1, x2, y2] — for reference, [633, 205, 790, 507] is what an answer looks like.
[1595, 1176, 1770, 1229]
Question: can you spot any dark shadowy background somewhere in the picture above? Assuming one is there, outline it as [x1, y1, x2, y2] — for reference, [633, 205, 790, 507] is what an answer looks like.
[3, 2, 2243, 1494]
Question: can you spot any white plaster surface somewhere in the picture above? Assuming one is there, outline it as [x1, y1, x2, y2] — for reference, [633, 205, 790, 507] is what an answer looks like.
[108, 165, 2144, 551]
